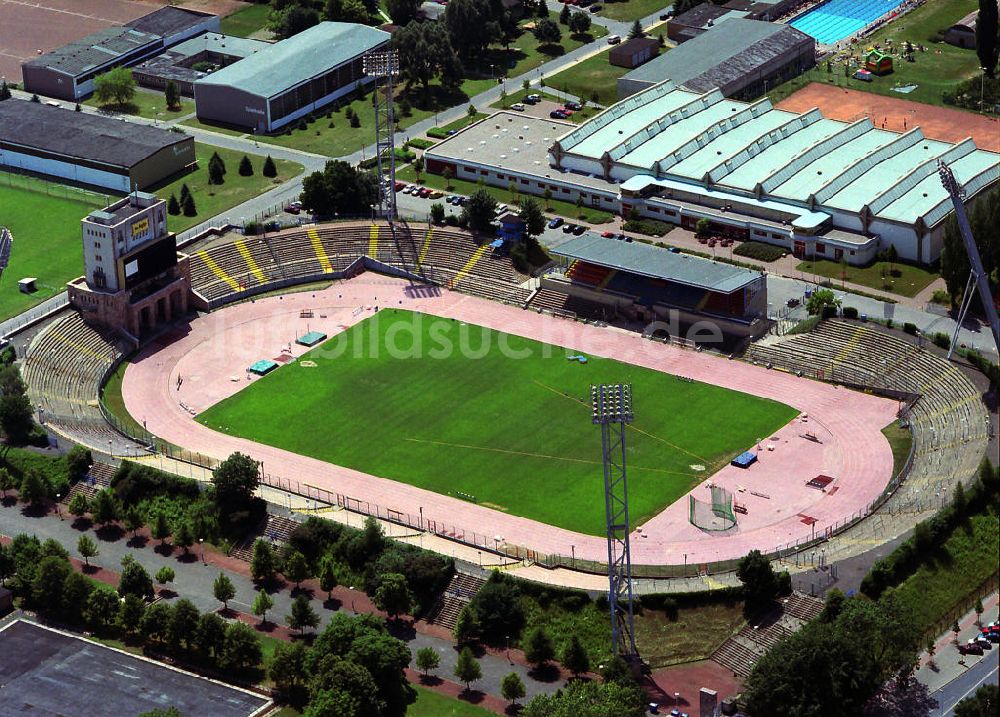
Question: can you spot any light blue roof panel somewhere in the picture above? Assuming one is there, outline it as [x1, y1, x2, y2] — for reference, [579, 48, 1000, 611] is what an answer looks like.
[825, 138, 951, 210]
[719, 118, 846, 190]
[669, 109, 798, 179]
[877, 150, 1000, 224]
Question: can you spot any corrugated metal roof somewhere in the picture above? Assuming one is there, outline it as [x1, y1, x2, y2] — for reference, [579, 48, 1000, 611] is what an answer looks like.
[24, 26, 160, 76]
[194, 22, 389, 98]
[124, 6, 215, 37]
[552, 233, 762, 292]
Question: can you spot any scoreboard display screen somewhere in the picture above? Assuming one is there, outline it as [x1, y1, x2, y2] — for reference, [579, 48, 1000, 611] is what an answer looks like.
[123, 236, 178, 289]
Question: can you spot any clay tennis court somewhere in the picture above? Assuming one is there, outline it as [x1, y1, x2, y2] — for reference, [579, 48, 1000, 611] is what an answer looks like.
[0, 0, 245, 84]
[776, 82, 1000, 152]
[122, 274, 898, 567]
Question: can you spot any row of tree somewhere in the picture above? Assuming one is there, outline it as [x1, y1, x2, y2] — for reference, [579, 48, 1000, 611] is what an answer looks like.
[939, 187, 999, 309]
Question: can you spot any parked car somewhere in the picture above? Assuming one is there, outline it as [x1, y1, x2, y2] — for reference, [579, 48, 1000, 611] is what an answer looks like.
[562, 223, 576, 233]
[659, 11, 672, 19]
[608, 34, 621, 44]
[589, 4, 601, 11]
[560, 108, 574, 116]
[572, 225, 586, 235]
[550, 109, 568, 119]
[564, 101, 582, 111]
[974, 634, 993, 649]
[394, 181, 405, 192]
[617, 233, 628, 241]
[548, 217, 564, 229]
[526, 93, 542, 102]
[418, 187, 432, 198]
[601, 231, 615, 238]
[959, 640, 984, 656]
[511, 102, 526, 111]
[429, 190, 444, 199]
[286, 204, 300, 215]
[787, 297, 801, 308]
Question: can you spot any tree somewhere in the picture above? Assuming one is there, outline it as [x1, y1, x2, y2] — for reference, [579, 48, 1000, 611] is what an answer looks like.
[537, 0, 548, 16]
[141, 601, 172, 643]
[118, 593, 146, 636]
[413, 156, 424, 182]
[864, 673, 938, 717]
[283, 549, 311, 588]
[250, 588, 274, 624]
[165, 80, 180, 111]
[151, 512, 172, 546]
[568, 10, 591, 35]
[430, 202, 446, 224]
[461, 188, 498, 234]
[173, 520, 195, 555]
[318, 555, 338, 600]
[238, 155, 254, 176]
[213, 572, 236, 609]
[124, 506, 144, 537]
[286, 594, 320, 635]
[974, 597, 984, 626]
[501, 672, 526, 706]
[695, 217, 711, 237]
[518, 196, 546, 238]
[67, 445, 92, 482]
[0, 82, 10, 101]
[68, 493, 89, 520]
[263, 155, 278, 178]
[952, 620, 962, 644]
[270, 641, 308, 696]
[736, 549, 779, 615]
[806, 287, 840, 317]
[977, 0, 999, 78]
[77, 534, 98, 566]
[628, 19, 643, 39]
[415, 646, 440, 676]
[181, 192, 197, 217]
[445, 0, 497, 61]
[155, 566, 175, 586]
[469, 576, 523, 642]
[300, 160, 379, 218]
[212, 452, 260, 508]
[273, 4, 321, 38]
[522, 679, 644, 717]
[453, 646, 482, 692]
[559, 2, 570, 23]
[0, 365, 34, 446]
[179, 183, 191, 204]
[533, 17, 562, 45]
[93, 66, 136, 107]
[955, 684, 998, 717]
[387, 0, 421, 25]
[90, 488, 118, 527]
[0, 468, 14, 499]
[454, 603, 480, 644]
[524, 626, 555, 667]
[85, 584, 121, 630]
[208, 159, 225, 185]
[443, 167, 454, 190]
[222, 621, 263, 671]
[373, 572, 413, 621]
[169, 598, 201, 649]
[562, 634, 590, 676]
[118, 556, 154, 600]
[250, 538, 276, 583]
[61, 571, 92, 623]
[32, 555, 70, 613]
[196, 611, 227, 658]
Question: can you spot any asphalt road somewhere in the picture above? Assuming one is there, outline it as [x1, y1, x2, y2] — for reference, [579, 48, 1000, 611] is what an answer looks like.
[931, 648, 999, 716]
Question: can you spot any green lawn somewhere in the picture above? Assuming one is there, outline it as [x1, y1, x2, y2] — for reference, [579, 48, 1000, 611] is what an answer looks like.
[408, 686, 495, 717]
[599, 0, 672, 22]
[179, 117, 251, 138]
[796, 258, 939, 297]
[149, 143, 303, 233]
[767, 0, 982, 110]
[395, 165, 614, 224]
[219, 3, 273, 38]
[197, 310, 797, 534]
[545, 47, 632, 105]
[428, 112, 489, 139]
[0, 174, 105, 320]
[84, 90, 194, 121]
[881, 422, 913, 478]
[894, 511, 999, 635]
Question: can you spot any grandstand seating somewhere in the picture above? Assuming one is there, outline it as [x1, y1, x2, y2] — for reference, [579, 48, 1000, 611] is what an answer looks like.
[21, 313, 146, 456]
[229, 513, 302, 562]
[746, 319, 990, 558]
[566, 261, 612, 287]
[527, 287, 614, 321]
[186, 223, 532, 307]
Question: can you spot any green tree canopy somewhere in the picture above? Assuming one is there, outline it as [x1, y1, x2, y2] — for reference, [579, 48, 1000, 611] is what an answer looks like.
[300, 160, 379, 218]
[736, 549, 779, 615]
[453, 646, 482, 691]
[93, 66, 136, 106]
[211, 452, 260, 507]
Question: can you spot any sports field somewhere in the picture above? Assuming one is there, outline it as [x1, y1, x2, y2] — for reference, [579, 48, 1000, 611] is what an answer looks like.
[197, 310, 797, 535]
[0, 175, 105, 320]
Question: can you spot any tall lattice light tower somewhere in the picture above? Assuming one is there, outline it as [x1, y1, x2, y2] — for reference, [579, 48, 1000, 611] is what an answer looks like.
[363, 50, 399, 222]
[591, 383, 638, 659]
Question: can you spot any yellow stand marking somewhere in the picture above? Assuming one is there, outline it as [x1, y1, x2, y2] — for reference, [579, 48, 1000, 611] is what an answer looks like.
[308, 228, 333, 273]
[368, 224, 379, 258]
[235, 238, 266, 284]
[197, 251, 241, 292]
[447, 244, 489, 288]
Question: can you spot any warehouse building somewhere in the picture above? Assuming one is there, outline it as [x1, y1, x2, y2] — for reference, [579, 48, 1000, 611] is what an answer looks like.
[0, 100, 195, 192]
[133, 32, 271, 96]
[193, 22, 390, 133]
[609, 37, 660, 69]
[21, 6, 218, 100]
[619, 20, 814, 99]
[424, 82, 999, 265]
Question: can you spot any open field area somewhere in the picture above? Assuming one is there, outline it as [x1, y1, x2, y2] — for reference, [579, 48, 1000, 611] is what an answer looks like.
[635, 600, 745, 667]
[598, 0, 671, 22]
[197, 309, 797, 535]
[219, 2, 272, 37]
[544, 47, 631, 105]
[0, 620, 269, 717]
[768, 0, 985, 112]
[409, 686, 495, 716]
[84, 89, 195, 121]
[151, 143, 303, 233]
[797, 258, 939, 297]
[0, 173, 105, 320]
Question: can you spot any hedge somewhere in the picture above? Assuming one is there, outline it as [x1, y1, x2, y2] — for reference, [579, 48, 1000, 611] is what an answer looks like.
[733, 241, 784, 262]
[623, 218, 673, 237]
[842, 307, 859, 319]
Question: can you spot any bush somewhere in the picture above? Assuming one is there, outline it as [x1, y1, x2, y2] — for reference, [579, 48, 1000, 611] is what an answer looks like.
[903, 322, 918, 335]
[964, 351, 1000, 389]
[427, 127, 449, 139]
[622, 218, 673, 237]
[820, 305, 838, 319]
[733, 241, 785, 262]
[932, 332, 950, 349]
[842, 306, 859, 319]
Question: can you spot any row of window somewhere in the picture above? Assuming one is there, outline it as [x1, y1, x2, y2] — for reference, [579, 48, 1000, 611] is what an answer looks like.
[268, 56, 370, 123]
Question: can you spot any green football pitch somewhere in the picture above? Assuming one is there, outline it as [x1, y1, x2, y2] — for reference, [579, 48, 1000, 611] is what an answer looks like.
[0, 176, 105, 321]
[198, 310, 797, 535]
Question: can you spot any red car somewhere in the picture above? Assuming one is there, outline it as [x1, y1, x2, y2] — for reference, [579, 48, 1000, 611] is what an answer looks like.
[418, 187, 432, 198]
[394, 181, 405, 192]
[601, 231, 615, 238]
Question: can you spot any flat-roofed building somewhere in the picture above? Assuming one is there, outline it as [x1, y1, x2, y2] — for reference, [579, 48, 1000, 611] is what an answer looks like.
[0, 100, 195, 192]
[193, 22, 390, 133]
[133, 32, 271, 96]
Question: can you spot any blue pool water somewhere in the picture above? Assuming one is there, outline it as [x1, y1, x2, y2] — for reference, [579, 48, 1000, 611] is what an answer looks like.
[790, 0, 904, 44]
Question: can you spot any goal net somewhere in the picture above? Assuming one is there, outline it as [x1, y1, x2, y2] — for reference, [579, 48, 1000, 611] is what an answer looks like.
[689, 485, 737, 531]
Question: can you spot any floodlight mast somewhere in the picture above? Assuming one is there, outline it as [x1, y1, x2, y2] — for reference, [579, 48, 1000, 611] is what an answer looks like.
[363, 50, 399, 223]
[591, 383, 638, 660]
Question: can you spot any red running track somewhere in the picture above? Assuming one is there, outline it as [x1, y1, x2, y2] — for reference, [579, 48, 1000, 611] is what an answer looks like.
[123, 276, 898, 565]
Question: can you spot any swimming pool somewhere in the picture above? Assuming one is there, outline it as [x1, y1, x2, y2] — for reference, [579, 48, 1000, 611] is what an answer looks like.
[790, 0, 904, 45]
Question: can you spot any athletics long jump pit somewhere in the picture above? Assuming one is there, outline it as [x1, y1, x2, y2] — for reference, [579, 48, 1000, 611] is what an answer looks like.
[776, 82, 1000, 152]
[0, 620, 270, 716]
[122, 275, 899, 567]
